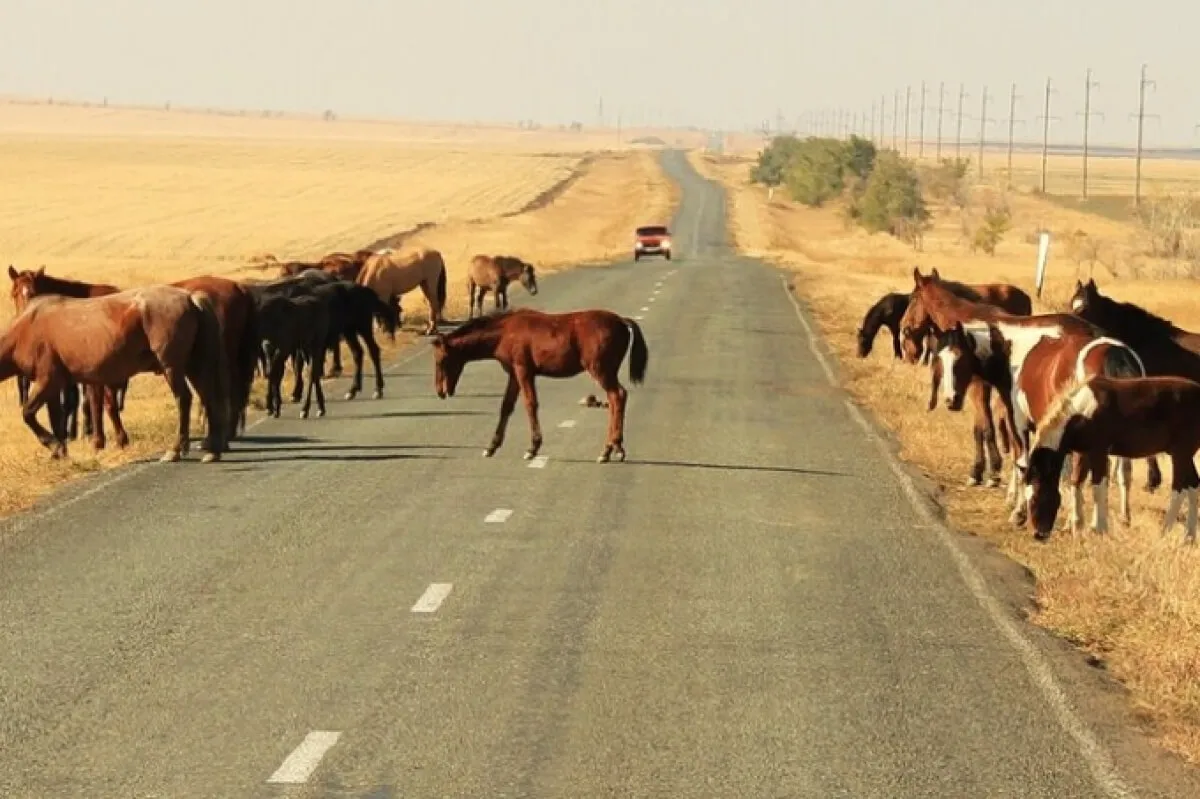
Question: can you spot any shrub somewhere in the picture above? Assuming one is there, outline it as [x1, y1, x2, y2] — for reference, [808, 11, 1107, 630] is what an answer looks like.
[920, 158, 971, 207]
[971, 202, 1012, 256]
[750, 135, 877, 207]
[853, 151, 930, 237]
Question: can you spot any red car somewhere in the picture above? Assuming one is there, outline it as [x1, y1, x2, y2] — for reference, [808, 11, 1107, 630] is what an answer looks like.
[634, 225, 672, 261]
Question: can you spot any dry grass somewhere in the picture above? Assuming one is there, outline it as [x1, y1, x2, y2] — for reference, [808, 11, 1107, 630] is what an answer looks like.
[691, 148, 1200, 764]
[0, 103, 678, 516]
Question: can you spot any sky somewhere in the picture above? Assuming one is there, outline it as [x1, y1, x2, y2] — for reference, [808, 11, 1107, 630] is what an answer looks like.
[1, 0, 1197, 146]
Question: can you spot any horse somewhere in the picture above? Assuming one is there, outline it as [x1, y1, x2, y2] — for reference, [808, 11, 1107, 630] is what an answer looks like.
[929, 319, 1154, 531]
[432, 308, 648, 463]
[897, 267, 1040, 487]
[7, 265, 128, 438]
[466, 255, 539, 318]
[1069, 278, 1200, 379]
[0, 287, 228, 462]
[308, 280, 399, 401]
[245, 269, 347, 389]
[171, 275, 258, 446]
[357, 248, 448, 335]
[254, 292, 331, 419]
[317, 249, 376, 282]
[1024, 375, 1200, 543]
[856, 292, 911, 360]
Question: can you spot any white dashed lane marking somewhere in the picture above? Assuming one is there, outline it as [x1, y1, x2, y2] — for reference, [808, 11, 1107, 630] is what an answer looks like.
[484, 508, 513, 523]
[411, 583, 454, 613]
[267, 731, 342, 784]
[558, 419, 577, 428]
[640, 306, 650, 312]
[633, 315, 644, 321]
[527, 455, 549, 469]
[648, 297, 656, 303]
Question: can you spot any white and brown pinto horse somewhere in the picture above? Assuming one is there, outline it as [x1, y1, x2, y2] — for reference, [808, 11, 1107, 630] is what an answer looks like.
[930, 319, 1155, 534]
[1024, 375, 1200, 543]
[898, 268, 1037, 488]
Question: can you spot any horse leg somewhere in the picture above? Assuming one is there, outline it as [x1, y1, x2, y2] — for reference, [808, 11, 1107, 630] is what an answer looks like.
[362, 328, 385, 400]
[17, 374, 30, 405]
[1163, 453, 1199, 540]
[467, 280, 477, 319]
[1145, 456, 1163, 493]
[342, 333, 365, 401]
[594, 371, 628, 464]
[160, 368, 193, 462]
[497, 283, 508, 312]
[1064, 455, 1088, 535]
[301, 343, 326, 419]
[419, 280, 440, 334]
[106, 386, 130, 448]
[290, 352, 304, 403]
[1115, 456, 1134, 526]
[267, 352, 287, 417]
[889, 325, 903, 359]
[21, 377, 67, 458]
[1088, 451, 1111, 535]
[484, 371, 520, 458]
[86, 386, 107, 450]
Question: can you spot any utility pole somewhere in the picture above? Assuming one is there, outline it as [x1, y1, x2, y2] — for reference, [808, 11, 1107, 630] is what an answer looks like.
[1130, 63, 1158, 209]
[892, 90, 900, 151]
[978, 85, 996, 178]
[1000, 84, 1025, 189]
[904, 86, 912, 156]
[1036, 78, 1059, 194]
[936, 81, 946, 160]
[955, 83, 969, 161]
[918, 81, 928, 158]
[1078, 68, 1103, 199]
[880, 93, 887, 144]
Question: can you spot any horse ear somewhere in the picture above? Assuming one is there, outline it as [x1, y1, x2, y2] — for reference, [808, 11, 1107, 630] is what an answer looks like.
[930, 267, 941, 280]
[913, 267, 925, 286]
[34, 266, 45, 278]
[6, 265, 16, 282]
[1086, 278, 1097, 290]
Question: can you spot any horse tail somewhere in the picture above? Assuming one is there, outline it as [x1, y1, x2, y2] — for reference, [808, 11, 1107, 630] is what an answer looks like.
[187, 291, 231, 454]
[436, 258, 447, 308]
[1100, 340, 1146, 379]
[1011, 288, 1033, 316]
[623, 317, 649, 385]
[371, 291, 399, 340]
[234, 295, 261, 431]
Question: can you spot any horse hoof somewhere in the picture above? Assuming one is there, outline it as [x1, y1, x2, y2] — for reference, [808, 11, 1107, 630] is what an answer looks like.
[160, 451, 181, 463]
[523, 451, 536, 460]
[317, 409, 326, 418]
[200, 452, 218, 464]
[300, 410, 309, 419]
[616, 449, 627, 463]
[966, 476, 983, 487]
[597, 453, 611, 463]
[343, 392, 357, 401]
[372, 391, 383, 400]
[987, 476, 1002, 488]
[483, 449, 495, 458]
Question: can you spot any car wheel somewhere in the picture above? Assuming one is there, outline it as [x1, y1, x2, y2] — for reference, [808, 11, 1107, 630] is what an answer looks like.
[665, 251, 672, 261]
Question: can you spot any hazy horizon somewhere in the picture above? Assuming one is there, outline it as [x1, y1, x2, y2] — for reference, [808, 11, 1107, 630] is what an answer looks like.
[2, 0, 1197, 147]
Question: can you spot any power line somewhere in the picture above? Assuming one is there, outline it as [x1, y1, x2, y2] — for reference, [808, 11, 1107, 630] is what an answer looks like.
[977, 85, 997, 178]
[999, 83, 1026, 190]
[904, 86, 912, 156]
[892, 90, 900, 151]
[1130, 63, 1159, 209]
[955, 82, 971, 161]
[1036, 77, 1060, 194]
[918, 81, 929, 158]
[1078, 68, 1103, 199]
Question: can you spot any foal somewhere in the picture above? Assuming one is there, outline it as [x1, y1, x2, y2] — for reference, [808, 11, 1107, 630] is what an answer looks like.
[432, 308, 648, 463]
[1024, 375, 1200, 543]
[466, 255, 539, 318]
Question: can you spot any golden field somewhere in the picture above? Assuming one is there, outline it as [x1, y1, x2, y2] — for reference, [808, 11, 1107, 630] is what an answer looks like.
[690, 148, 1200, 764]
[0, 101, 679, 515]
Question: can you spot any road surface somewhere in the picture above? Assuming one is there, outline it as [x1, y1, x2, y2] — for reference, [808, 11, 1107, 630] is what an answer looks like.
[0, 150, 1197, 798]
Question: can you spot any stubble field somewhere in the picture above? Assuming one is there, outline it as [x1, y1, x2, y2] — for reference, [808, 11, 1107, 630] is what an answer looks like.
[0, 101, 679, 516]
[690, 147, 1200, 765]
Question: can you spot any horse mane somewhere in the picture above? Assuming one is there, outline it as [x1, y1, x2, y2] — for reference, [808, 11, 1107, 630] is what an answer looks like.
[1085, 288, 1185, 343]
[1029, 376, 1088, 451]
[444, 310, 515, 341]
[28, 270, 102, 295]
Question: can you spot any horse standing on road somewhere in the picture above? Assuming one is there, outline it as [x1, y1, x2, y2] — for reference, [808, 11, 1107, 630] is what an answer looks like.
[357, 248, 448, 335]
[432, 308, 648, 463]
[466, 255, 539, 318]
[0, 286, 228, 462]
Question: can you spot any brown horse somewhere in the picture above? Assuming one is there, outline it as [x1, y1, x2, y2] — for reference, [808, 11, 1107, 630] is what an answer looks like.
[432, 308, 648, 463]
[0, 286, 229, 462]
[1025, 375, 1200, 542]
[897, 268, 1039, 487]
[273, 249, 375, 282]
[466, 255, 539, 318]
[7, 265, 128, 440]
[929, 319, 1154, 531]
[171, 275, 257, 446]
[357, 248, 448, 335]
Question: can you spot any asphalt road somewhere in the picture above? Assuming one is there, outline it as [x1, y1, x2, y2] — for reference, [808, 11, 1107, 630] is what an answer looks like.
[0, 150, 1197, 798]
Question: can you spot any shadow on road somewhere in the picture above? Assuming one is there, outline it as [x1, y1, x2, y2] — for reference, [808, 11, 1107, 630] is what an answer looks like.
[231, 442, 476, 454]
[559, 458, 852, 478]
[236, 451, 453, 464]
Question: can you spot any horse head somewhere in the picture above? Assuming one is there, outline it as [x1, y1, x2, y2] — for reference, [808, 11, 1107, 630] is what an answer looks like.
[1069, 278, 1099, 316]
[519, 262, 538, 295]
[431, 334, 463, 399]
[928, 322, 977, 412]
[898, 289, 934, 364]
[7, 265, 46, 312]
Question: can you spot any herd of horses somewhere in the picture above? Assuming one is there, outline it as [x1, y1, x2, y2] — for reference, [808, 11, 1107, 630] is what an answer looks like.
[857, 267, 1200, 542]
[0, 245, 551, 464]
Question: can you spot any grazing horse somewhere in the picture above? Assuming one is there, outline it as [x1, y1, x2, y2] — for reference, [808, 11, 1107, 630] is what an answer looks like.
[1069, 278, 1200, 379]
[897, 267, 1038, 487]
[273, 249, 375, 282]
[255, 293, 331, 419]
[929, 319, 1154, 531]
[432, 308, 648, 463]
[1024, 375, 1200, 543]
[466, 255, 539, 318]
[7, 266, 128, 439]
[357, 248, 448, 335]
[0, 287, 228, 461]
[855, 292, 910, 360]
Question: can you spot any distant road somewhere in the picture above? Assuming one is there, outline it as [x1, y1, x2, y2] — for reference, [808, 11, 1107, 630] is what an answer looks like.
[0, 150, 1198, 798]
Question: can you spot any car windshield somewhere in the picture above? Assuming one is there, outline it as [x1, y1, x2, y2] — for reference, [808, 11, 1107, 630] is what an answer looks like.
[637, 226, 669, 236]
